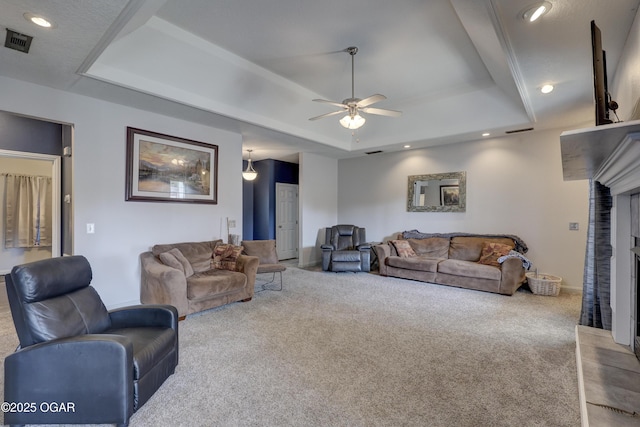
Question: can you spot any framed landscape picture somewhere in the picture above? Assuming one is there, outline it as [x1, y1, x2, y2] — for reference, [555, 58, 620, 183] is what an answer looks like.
[125, 127, 218, 204]
[440, 185, 460, 206]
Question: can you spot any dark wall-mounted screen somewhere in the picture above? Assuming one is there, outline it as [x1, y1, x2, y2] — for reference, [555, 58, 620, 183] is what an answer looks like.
[591, 20, 612, 126]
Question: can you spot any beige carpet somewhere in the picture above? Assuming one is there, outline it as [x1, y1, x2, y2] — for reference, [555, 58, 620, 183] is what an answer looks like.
[1, 266, 582, 426]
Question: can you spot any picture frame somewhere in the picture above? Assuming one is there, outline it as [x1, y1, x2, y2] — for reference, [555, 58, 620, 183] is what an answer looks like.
[125, 127, 218, 204]
[440, 185, 460, 206]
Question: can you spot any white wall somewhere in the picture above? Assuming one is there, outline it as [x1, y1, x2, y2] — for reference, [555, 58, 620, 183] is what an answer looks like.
[0, 157, 53, 271]
[0, 76, 243, 308]
[611, 7, 640, 121]
[337, 129, 589, 291]
[299, 152, 337, 267]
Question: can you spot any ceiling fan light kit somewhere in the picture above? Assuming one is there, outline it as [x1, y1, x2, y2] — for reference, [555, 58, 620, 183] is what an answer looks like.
[309, 46, 401, 130]
[340, 113, 366, 129]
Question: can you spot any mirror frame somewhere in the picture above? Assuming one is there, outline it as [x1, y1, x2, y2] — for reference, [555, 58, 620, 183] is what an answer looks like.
[407, 171, 466, 212]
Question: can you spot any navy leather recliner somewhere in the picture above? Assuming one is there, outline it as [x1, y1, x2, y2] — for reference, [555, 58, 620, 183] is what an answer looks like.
[3, 255, 178, 427]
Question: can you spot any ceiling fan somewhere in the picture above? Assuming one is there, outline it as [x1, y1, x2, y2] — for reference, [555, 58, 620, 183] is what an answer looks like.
[309, 46, 401, 130]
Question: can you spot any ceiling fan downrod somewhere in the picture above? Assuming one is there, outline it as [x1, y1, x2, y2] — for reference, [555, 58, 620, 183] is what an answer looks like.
[345, 46, 358, 101]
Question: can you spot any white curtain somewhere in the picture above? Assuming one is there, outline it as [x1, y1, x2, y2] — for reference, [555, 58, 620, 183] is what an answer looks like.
[4, 174, 52, 248]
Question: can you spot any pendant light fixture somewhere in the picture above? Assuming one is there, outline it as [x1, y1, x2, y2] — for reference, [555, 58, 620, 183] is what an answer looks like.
[242, 149, 258, 181]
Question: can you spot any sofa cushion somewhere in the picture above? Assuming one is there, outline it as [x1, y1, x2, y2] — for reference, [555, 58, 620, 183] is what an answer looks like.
[408, 237, 450, 258]
[152, 240, 221, 273]
[386, 255, 441, 273]
[212, 244, 244, 271]
[159, 248, 195, 278]
[390, 240, 416, 257]
[477, 242, 513, 268]
[186, 269, 247, 300]
[437, 259, 501, 281]
[448, 237, 515, 262]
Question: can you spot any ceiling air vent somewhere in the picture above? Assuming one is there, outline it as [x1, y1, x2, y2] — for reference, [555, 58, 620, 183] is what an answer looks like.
[4, 29, 33, 53]
[365, 150, 383, 155]
[505, 127, 534, 134]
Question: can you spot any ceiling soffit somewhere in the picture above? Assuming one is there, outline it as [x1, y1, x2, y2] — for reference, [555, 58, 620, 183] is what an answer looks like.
[82, 0, 533, 152]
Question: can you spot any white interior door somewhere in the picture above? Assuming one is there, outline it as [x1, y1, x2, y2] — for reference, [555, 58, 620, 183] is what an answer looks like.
[275, 182, 298, 260]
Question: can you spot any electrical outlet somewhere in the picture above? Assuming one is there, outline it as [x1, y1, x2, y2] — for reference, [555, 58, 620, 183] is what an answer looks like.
[86, 223, 95, 234]
[569, 222, 579, 231]
[228, 219, 236, 228]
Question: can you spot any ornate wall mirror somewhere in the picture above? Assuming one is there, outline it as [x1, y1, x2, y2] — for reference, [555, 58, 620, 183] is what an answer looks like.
[407, 171, 466, 212]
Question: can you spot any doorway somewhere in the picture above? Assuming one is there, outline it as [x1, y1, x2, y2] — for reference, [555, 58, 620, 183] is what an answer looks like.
[275, 182, 298, 260]
[0, 150, 61, 273]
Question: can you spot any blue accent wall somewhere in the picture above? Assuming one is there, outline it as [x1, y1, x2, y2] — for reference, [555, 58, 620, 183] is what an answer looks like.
[242, 159, 298, 240]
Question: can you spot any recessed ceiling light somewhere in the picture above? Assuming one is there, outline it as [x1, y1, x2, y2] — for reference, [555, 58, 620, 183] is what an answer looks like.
[403, 144, 411, 148]
[541, 84, 554, 94]
[522, 2, 552, 22]
[23, 12, 56, 28]
[482, 133, 490, 137]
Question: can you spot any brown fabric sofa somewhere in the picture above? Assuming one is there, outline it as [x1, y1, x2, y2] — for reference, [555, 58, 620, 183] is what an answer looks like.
[374, 232, 528, 295]
[140, 240, 259, 318]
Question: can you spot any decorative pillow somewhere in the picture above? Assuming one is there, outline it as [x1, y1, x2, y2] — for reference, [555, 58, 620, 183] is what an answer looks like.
[390, 240, 417, 258]
[477, 242, 513, 267]
[212, 244, 244, 271]
[159, 248, 195, 277]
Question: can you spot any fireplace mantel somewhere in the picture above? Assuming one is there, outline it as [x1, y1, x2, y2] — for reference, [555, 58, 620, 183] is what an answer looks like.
[561, 119, 640, 185]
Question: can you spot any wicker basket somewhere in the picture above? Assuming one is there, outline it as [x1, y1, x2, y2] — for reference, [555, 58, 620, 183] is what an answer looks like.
[526, 272, 562, 296]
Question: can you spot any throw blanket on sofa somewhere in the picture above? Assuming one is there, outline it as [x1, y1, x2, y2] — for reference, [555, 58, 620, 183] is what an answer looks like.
[498, 250, 533, 270]
[401, 230, 529, 254]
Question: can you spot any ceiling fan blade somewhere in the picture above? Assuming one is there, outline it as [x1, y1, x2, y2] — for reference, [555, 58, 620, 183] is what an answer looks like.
[309, 110, 346, 121]
[312, 99, 348, 108]
[357, 94, 387, 107]
[361, 107, 402, 117]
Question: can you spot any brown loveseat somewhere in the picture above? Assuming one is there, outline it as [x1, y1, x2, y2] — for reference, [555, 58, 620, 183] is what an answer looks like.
[374, 231, 529, 295]
[140, 240, 259, 318]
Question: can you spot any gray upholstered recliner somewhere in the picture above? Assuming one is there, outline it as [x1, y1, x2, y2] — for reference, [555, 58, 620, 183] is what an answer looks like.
[321, 225, 371, 272]
[4, 255, 178, 427]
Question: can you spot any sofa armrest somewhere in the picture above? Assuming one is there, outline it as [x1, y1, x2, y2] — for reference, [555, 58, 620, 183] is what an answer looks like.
[4, 335, 134, 426]
[109, 304, 178, 330]
[499, 257, 527, 295]
[140, 252, 189, 317]
[236, 254, 259, 295]
[374, 244, 391, 275]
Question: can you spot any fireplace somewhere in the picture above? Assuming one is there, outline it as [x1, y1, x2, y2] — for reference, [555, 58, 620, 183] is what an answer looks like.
[635, 245, 640, 361]
[561, 120, 640, 348]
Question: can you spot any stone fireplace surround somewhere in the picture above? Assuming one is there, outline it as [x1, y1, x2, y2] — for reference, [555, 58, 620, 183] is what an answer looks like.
[561, 120, 640, 425]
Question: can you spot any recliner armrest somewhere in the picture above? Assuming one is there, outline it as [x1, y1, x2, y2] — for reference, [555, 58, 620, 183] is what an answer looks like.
[321, 244, 334, 251]
[357, 244, 371, 251]
[109, 304, 178, 330]
[4, 334, 134, 426]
